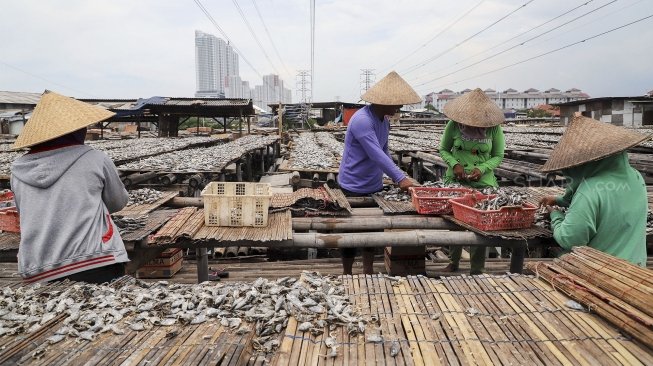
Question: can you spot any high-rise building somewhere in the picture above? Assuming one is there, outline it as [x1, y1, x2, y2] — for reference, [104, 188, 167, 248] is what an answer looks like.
[251, 74, 292, 111]
[195, 30, 239, 98]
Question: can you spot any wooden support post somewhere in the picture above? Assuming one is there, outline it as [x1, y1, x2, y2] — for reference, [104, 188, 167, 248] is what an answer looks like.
[245, 154, 253, 181]
[223, 117, 227, 133]
[196, 248, 209, 282]
[412, 156, 421, 181]
[236, 161, 243, 182]
[312, 172, 320, 188]
[239, 108, 243, 135]
[247, 116, 251, 134]
[125, 239, 164, 275]
[326, 172, 337, 188]
[510, 245, 526, 274]
[259, 149, 265, 175]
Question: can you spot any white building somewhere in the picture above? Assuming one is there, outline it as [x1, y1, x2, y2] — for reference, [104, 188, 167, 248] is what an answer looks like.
[194, 30, 239, 98]
[252, 74, 292, 112]
[426, 88, 589, 112]
[225, 76, 251, 99]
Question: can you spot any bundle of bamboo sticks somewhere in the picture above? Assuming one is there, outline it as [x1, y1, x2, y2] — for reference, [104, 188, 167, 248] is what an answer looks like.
[526, 247, 653, 349]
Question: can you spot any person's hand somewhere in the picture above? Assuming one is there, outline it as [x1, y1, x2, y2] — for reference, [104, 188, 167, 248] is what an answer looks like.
[453, 164, 466, 181]
[398, 177, 416, 191]
[539, 195, 557, 207]
[468, 168, 482, 181]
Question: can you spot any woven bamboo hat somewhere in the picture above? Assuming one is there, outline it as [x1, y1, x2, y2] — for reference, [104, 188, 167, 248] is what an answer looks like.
[360, 71, 421, 105]
[13, 90, 115, 150]
[541, 114, 652, 172]
[443, 88, 504, 127]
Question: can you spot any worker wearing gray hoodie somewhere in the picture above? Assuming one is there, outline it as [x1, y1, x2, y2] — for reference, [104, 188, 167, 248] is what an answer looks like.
[10, 91, 129, 283]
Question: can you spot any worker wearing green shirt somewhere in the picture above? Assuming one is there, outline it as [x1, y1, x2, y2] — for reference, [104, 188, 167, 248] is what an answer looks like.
[439, 88, 505, 274]
[540, 115, 650, 267]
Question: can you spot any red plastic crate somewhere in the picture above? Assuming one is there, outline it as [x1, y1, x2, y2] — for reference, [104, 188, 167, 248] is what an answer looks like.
[0, 207, 20, 233]
[449, 193, 537, 231]
[410, 187, 474, 215]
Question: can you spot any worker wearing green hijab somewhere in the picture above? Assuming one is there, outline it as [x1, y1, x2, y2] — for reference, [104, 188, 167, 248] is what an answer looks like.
[439, 88, 505, 275]
[540, 115, 650, 267]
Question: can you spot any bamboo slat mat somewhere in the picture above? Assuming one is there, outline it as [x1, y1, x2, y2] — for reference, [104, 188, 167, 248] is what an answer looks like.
[270, 187, 333, 208]
[120, 209, 178, 242]
[114, 191, 179, 217]
[150, 209, 293, 245]
[372, 195, 416, 214]
[274, 274, 652, 366]
[0, 274, 650, 365]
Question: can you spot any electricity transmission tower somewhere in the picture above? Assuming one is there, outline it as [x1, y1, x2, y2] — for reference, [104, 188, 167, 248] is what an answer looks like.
[296, 70, 312, 104]
[360, 69, 375, 97]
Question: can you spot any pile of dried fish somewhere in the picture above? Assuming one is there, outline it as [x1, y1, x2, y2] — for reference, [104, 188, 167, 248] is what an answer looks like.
[0, 151, 25, 177]
[315, 132, 344, 157]
[0, 271, 365, 357]
[119, 135, 278, 172]
[126, 188, 165, 206]
[648, 211, 653, 234]
[476, 187, 529, 210]
[289, 132, 337, 170]
[89, 136, 220, 163]
[374, 186, 411, 202]
[389, 129, 441, 152]
[374, 180, 464, 202]
[112, 215, 148, 235]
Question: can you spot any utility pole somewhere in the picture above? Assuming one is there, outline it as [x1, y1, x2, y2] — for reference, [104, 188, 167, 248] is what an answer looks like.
[296, 70, 312, 104]
[360, 69, 375, 97]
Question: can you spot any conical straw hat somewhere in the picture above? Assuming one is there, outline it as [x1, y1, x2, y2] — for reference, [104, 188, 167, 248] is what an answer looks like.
[443, 88, 504, 127]
[13, 90, 115, 150]
[541, 115, 651, 172]
[360, 71, 421, 105]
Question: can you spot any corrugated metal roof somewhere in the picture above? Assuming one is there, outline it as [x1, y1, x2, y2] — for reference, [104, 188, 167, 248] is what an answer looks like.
[162, 98, 251, 107]
[0, 91, 41, 105]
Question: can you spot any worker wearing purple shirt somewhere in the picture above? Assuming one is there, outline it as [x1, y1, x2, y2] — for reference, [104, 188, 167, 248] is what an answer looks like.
[337, 71, 421, 275]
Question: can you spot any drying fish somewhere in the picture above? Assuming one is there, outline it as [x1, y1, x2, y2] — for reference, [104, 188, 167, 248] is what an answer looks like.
[46, 334, 66, 344]
[126, 188, 165, 206]
[0, 271, 364, 357]
[297, 321, 313, 332]
[366, 333, 384, 343]
[289, 132, 338, 170]
[390, 340, 400, 357]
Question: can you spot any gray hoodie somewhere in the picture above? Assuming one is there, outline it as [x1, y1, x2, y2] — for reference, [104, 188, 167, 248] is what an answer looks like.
[11, 145, 129, 282]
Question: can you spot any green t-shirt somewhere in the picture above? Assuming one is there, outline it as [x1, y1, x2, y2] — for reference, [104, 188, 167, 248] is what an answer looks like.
[439, 120, 505, 188]
[550, 152, 647, 267]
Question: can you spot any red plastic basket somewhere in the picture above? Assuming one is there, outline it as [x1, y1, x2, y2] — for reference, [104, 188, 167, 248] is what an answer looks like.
[449, 193, 537, 231]
[410, 187, 474, 215]
[0, 207, 20, 233]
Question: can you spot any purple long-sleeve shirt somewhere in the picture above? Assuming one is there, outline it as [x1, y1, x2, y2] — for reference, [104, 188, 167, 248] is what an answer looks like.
[338, 105, 406, 194]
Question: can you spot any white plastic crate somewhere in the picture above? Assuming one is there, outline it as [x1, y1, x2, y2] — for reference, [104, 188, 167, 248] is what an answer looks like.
[200, 182, 272, 227]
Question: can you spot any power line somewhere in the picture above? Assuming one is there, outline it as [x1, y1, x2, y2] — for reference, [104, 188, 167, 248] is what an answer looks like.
[0, 60, 97, 97]
[417, 13, 653, 93]
[402, 0, 537, 75]
[310, 0, 316, 102]
[231, 0, 280, 76]
[527, 0, 647, 47]
[415, 0, 617, 88]
[382, 0, 486, 73]
[411, 0, 597, 83]
[250, 0, 293, 80]
[193, 0, 262, 79]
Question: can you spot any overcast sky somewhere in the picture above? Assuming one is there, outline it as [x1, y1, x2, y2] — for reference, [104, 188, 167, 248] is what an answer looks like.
[1, 0, 651, 104]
